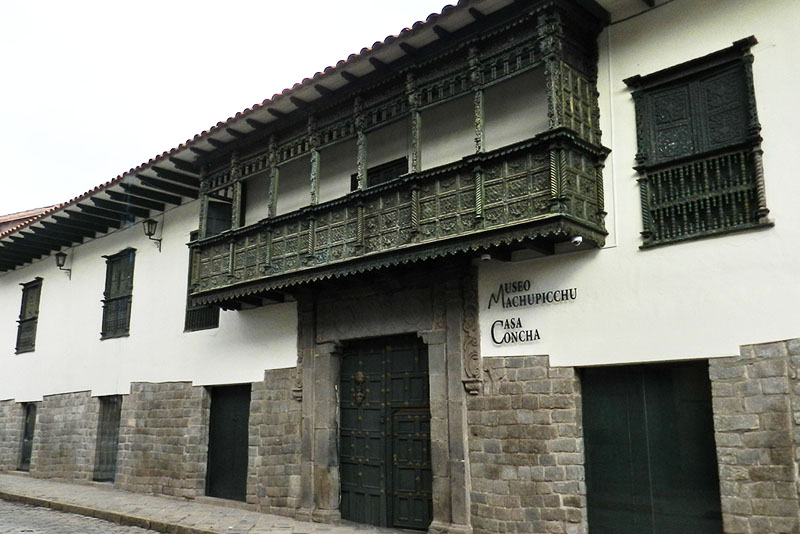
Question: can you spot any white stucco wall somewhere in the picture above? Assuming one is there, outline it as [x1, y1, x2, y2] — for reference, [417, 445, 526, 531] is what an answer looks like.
[243, 170, 270, 225]
[484, 68, 548, 152]
[420, 95, 474, 170]
[0, 199, 297, 402]
[479, 0, 800, 366]
[367, 118, 410, 171]
[276, 155, 310, 215]
[319, 138, 357, 203]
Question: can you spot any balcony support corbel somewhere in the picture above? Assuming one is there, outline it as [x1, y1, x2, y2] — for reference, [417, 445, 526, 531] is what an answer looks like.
[230, 152, 244, 229]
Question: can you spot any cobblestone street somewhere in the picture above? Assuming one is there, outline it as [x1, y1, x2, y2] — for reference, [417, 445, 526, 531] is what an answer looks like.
[0, 500, 157, 534]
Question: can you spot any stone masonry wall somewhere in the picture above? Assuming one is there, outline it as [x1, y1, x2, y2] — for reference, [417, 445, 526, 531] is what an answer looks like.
[115, 382, 209, 498]
[248, 368, 302, 516]
[467, 355, 585, 534]
[709, 338, 800, 534]
[0, 400, 23, 471]
[29, 391, 98, 481]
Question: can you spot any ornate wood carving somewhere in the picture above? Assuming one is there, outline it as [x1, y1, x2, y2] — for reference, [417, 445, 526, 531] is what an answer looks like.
[626, 36, 771, 247]
[190, 131, 608, 302]
[354, 96, 367, 191]
[407, 73, 421, 174]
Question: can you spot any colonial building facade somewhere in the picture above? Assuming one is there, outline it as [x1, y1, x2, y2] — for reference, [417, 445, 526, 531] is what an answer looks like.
[1, 1, 798, 533]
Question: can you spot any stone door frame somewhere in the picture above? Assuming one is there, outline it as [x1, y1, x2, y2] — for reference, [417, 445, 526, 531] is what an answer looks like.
[294, 270, 475, 534]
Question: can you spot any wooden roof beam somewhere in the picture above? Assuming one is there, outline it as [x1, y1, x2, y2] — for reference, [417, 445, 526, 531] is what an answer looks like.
[65, 209, 121, 229]
[289, 96, 306, 108]
[28, 226, 84, 247]
[267, 108, 286, 119]
[12, 232, 66, 248]
[433, 25, 452, 40]
[399, 42, 418, 55]
[120, 183, 182, 206]
[136, 176, 199, 199]
[246, 118, 268, 130]
[51, 215, 109, 234]
[76, 203, 136, 223]
[314, 84, 334, 97]
[6, 237, 57, 256]
[105, 191, 166, 211]
[340, 71, 359, 83]
[226, 128, 246, 138]
[189, 146, 210, 157]
[206, 138, 227, 149]
[151, 167, 201, 188]
[39, 221, 96, 240]
[169, 157, 199, 174]
[468, 7, 485, 21]
[90, 198, 150, 220]
[369, 57, 388, 70]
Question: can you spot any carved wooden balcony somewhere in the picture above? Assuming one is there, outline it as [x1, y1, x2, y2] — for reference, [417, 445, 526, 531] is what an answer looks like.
[189, 128, 608, 306]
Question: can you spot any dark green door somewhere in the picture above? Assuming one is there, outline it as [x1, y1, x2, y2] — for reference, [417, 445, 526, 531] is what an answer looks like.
[19, 403, 36, 471]
[340, 336, 432, 530]
[582, 361, 723, 534]
[206, 384, 250, 501]
[93, 395, 122, 482]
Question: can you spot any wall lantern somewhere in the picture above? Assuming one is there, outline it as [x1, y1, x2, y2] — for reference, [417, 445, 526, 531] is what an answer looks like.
[143, 218, 162, 252]
[54, 251, 71, 279]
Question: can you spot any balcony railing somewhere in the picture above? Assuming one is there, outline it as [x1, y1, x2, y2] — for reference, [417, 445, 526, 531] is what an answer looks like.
[189, 129, 608, 305]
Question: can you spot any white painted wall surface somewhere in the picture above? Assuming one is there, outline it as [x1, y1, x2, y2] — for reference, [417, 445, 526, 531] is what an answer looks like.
[479, 0, 800, 367]
[484, 68, 548, 152]
[244, 170, 270, 225]
[0, 199, 297, 402]
[319, 138, 357, 203]
[420, 95, 474, 170]
[367, 118, 409, 171]
[276, 156, 310, 215]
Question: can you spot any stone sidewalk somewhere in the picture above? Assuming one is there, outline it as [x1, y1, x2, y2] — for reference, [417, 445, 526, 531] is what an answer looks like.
[0, 473, 410, 534]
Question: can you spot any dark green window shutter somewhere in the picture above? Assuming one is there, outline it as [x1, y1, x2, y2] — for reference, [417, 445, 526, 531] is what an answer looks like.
[16, 278, 42, 353]
[101, 248, 135, 339]
[625, 37, 771, 247]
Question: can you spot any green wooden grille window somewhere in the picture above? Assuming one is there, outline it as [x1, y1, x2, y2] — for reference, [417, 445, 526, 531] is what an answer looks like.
[15, 278, 42, 353]
[625, 37, 771, 248]
[185, 231, 219, 331]
[101, 248, 135, 339]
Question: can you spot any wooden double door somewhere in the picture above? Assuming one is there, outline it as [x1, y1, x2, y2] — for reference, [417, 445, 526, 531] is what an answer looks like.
[339, 336, 432, 530]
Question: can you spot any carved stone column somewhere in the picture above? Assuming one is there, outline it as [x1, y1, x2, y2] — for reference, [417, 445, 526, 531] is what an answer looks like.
[310, 341, 341, 522]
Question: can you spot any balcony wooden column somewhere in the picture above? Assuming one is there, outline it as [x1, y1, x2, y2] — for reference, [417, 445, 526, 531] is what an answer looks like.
[230, 152, 244, 229]
[407, 72, 421, 173]
[308, 116, 320, 205]
[354, 96, 367, 191]
[198, 169, 210, 238]
[267, 135, 279, 218]
[537, 5, 602, 146]
[469, 46, 485, 220]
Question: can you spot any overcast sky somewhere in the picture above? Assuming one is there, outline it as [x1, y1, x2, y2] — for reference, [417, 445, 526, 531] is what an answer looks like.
[0, 1, 447, 216]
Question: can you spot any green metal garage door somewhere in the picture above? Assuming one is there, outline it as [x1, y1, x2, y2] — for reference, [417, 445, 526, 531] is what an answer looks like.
[582, 361, 723, 533]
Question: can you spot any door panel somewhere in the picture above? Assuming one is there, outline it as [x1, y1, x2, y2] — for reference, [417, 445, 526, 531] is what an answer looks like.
[93, 395, 122, 481]
[206, 384, 250, 501]
[583, 362, 723, 534]
[340, 336, 432, 530]
[19, 403, 36, 471]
